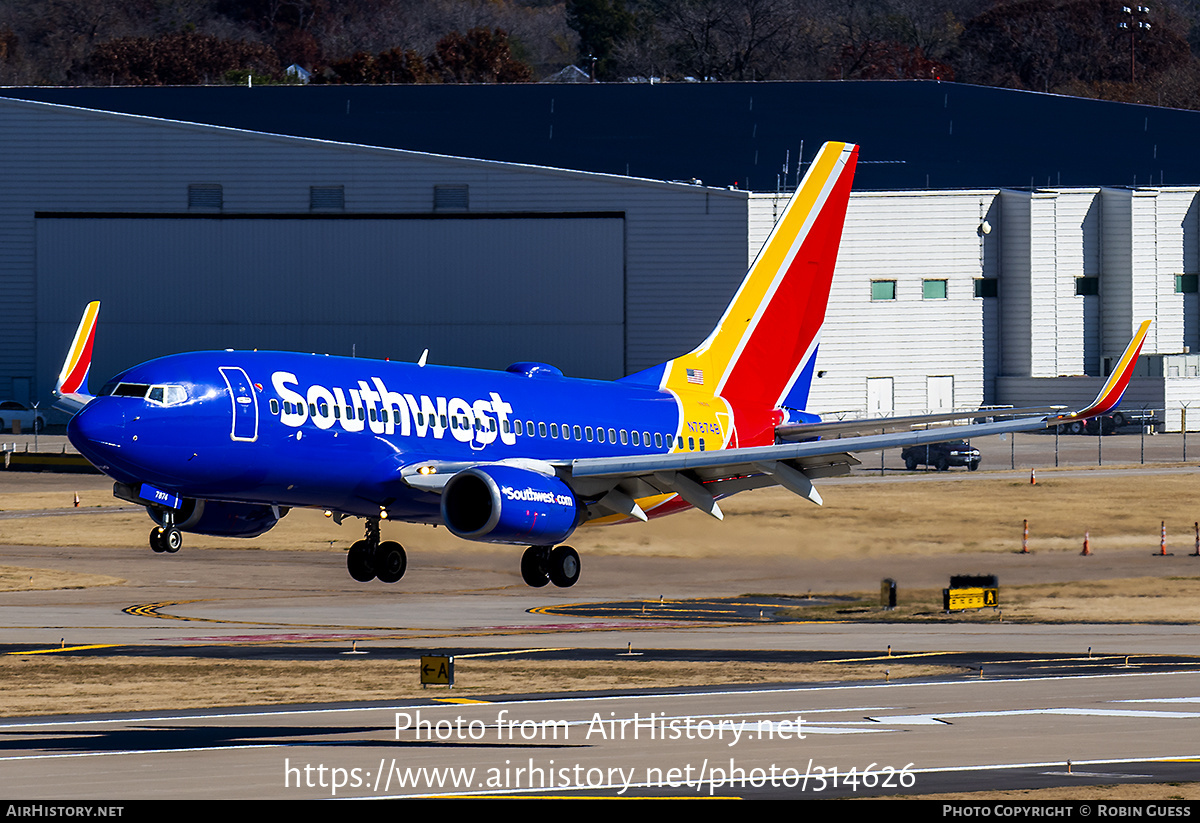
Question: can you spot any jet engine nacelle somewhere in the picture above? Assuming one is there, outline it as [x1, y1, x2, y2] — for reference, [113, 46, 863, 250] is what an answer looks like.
[148, 498, 287, 538]
[441, 465, 580, 545]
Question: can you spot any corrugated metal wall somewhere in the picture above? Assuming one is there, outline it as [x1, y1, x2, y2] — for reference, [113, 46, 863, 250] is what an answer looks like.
[751, 190, 997, 415]
[6, 95, 1200, 421]
[0, 97, 748, 402]
[35, 216, 625, 382]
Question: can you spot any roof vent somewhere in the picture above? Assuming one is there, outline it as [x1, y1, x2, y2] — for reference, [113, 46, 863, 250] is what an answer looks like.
[434, 184, 468, 211]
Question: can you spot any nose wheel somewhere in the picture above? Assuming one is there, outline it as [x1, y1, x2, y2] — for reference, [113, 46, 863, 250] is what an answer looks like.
[521, 545, 580, 588]
[346, 519, 406, 584]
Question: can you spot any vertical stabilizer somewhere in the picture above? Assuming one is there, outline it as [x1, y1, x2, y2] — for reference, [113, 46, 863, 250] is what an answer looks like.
[53, 301, 100, 412]
[650, 142, 858, 446]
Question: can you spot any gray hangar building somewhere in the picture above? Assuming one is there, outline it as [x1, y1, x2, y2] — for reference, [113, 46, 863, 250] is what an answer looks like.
[4, 83, 1200, 428]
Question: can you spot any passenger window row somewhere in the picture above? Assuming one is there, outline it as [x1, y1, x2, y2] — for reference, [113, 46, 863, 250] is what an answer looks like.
[267, 398, 708, 451]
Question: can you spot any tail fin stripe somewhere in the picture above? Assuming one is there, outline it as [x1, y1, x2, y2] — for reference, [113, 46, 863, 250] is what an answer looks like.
[55, 301, 100, 397]
[713, 147, 851, 394]
[718, 147, 857, 410]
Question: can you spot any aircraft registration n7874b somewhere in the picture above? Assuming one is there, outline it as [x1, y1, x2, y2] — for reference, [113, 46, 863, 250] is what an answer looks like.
[55, 142, 1151, 588]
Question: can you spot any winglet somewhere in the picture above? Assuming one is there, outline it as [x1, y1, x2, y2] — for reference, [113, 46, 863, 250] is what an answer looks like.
[1058, 320, 1151, 422]
[53, 301, 100, 413]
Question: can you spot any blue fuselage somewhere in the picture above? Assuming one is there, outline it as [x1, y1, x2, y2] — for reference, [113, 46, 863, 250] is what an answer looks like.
[68, 351, 683, 520]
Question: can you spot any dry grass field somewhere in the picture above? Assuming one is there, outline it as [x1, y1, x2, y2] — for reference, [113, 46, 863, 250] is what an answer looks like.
[5, 469, 1200, 559]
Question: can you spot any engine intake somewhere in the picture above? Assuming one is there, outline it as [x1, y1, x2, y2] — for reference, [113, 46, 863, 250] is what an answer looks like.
[441, 465, 579, 545]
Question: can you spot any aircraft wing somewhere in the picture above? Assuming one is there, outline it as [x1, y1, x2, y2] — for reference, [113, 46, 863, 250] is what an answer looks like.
[398, 320, 1151, 523]
[399, 408, 1115, 523]
[773, 406, 1066, 441]
[568, 319, 1152, 521]
[565, 413, 1057, 519]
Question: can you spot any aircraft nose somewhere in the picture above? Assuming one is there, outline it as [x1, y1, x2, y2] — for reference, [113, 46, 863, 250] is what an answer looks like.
[67, 399, 126, 467]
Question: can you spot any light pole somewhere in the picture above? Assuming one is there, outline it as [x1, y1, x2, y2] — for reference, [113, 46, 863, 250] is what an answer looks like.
[1119, 5, 1151, 83]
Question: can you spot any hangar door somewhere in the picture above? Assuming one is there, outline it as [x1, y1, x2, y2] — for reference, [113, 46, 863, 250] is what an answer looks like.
[36, 214, 625, 386]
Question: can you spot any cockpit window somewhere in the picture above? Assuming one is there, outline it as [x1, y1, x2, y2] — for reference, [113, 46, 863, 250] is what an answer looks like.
[147, 385, 188, 406]
[105, 382, 187, 405]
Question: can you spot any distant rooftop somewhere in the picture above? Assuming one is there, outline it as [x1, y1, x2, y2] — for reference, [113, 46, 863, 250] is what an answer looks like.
[4, 81, 1198, 190]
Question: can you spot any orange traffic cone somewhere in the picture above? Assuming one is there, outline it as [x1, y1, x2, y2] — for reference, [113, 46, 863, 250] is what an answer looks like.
[1030, 469, 1037, 485]
[1081, 531, 1091, 556]
[1155, 521, 1173, 556]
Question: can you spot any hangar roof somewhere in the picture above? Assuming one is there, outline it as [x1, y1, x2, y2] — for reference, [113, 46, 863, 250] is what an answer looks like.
[3, 81, 1199, 190]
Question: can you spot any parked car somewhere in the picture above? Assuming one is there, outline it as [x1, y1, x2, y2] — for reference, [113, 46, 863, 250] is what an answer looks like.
[0, 401, 44, 433]
[901, 440, 981, 471]
[1057, 409, 1158, 435]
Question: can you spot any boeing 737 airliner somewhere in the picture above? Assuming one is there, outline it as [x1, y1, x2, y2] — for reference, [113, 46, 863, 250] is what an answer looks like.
[55, 142, 1151, 588]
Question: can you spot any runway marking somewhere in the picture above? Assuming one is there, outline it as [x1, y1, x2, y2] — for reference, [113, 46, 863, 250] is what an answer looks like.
[387, 754, 1200, 799]
[2, 668, 1196, 733]
[867, 707, 1200, 725]
[6, 644, 120, 655]
[0, 744, 279, 763]
[823, 651, 956, 663]
[436, 699, 491, 704]
[453, 648, 571, 659]
[1041, 770, 1153, 778]
[124, 600, 210, 620]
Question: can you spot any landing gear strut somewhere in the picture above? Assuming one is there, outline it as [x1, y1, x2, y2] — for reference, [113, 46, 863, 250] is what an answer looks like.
[521, 545, 580, 588]
[346, 518, 407, 584]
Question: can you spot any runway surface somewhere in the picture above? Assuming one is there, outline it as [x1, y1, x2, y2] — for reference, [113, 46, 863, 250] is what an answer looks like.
[3, 671, 1199, 798]
[3, 464, 1200, 797]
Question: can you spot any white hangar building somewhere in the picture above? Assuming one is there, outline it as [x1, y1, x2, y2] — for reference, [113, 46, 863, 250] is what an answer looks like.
[2, 94, 1199, 428]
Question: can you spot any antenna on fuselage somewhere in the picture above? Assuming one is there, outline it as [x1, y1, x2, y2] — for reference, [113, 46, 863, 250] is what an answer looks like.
[418, 349, 429, 368]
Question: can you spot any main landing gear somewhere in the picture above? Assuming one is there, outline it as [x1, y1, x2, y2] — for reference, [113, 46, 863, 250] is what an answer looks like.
[346, 518, 407, 584]
[521, 545, 580, 588]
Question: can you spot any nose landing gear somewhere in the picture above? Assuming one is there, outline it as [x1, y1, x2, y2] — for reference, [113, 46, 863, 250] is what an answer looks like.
[149, 510, 182, 554]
